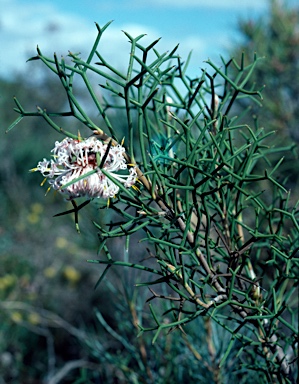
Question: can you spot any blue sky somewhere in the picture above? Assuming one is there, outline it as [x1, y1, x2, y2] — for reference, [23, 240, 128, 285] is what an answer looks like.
[0, 0, 284, 79]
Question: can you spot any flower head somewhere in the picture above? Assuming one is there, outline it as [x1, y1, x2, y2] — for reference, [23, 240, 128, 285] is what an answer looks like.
[33, 137, 137, 199]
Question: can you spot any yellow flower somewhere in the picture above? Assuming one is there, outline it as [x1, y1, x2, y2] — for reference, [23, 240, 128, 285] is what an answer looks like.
[63, 266, 81, 284]
[0, 279, 6, 290]
[31, 203, 43, 214]
[2, 274, 16, 288]
[28, 312, 41, 325]
[11, 312, 22, 323]
[43, 266, 57, 279]
[0, 274, 16, 290]
[27, 203, 43, 224]
[55, 237, 68, 249]
[27, 213, 40, 224]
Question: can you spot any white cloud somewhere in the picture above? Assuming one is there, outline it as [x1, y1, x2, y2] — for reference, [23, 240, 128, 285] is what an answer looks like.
[91, 0, 268, 11]
[0, 1, 167, 77]
[0, 1, 203, 79]
[0, 0, 98, 76]
[0, 0, 241, 80]
[133, 0, 268, 9]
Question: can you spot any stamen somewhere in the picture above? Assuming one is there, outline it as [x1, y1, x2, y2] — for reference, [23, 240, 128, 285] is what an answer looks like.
[32, 137, 137, 199]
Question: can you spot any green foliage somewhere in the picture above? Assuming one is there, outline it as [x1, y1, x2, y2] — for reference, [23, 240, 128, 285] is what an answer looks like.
[0, 76, 106, 382]
[230, 0, 299, 187]
[232, 0, 299, 139]
[6, 20, 299, 383]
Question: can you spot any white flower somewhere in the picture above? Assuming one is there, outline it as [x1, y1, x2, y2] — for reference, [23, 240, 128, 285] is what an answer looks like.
[33, 137, 137, 199]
